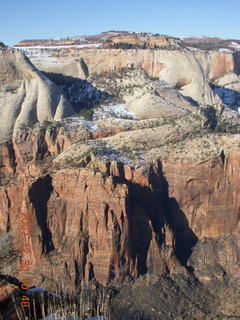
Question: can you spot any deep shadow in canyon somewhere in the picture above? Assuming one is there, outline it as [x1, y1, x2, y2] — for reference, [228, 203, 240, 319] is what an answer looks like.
[111, 161, 198, 277]
[28, 175, 54, 254]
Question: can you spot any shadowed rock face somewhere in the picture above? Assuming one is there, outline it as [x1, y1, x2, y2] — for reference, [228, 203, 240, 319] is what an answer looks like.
[0, 49, 75, 143]
[0, 42, 240, 319]
[0, 124, 239, 291]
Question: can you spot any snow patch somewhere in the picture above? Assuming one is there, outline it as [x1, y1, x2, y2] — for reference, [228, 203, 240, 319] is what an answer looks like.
[14, 43, 101, 50]
[14, 47, 58, 64]
[61, 117, 99, 133]
[185, 46, 203, 52]
[218, 48, 232, 53]
[14, 44, 101, 64]
[93, 103, 136, 120]
[230, 42, 240, 50]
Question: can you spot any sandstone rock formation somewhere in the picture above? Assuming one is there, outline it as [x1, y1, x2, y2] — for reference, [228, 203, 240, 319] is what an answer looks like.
[29, 48, 220, 106]
[0, 277, 20, 320]
[103, 34, 180, 49]
[88, 67, 196, 119]
[0, 43, 240, 319]
[0, 107, 239, 287]
[0, 49, 75, 143]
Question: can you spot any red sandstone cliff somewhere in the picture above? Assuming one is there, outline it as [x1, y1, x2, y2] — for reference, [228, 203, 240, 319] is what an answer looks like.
[0, 125, 239, 290]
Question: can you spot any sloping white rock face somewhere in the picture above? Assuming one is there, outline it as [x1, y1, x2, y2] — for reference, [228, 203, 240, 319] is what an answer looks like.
[27, 48, 221, 106]
[0, 49, 75, 142]
[151, 50, 221, 106]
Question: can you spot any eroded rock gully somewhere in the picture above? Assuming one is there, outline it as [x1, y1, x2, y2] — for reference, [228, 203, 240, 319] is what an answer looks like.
[0, 134, 239, 292]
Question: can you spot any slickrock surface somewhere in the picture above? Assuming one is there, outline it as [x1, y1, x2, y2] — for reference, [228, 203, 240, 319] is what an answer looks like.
[33, 48, 220, 106]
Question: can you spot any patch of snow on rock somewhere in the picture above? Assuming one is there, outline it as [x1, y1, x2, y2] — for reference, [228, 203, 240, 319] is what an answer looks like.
[230, 42, 240, 50]
[15, 43, 101, 50]
[14, 47, 58, 64]
[93, 103, 136, 120]
[61, 117, 99, 133]
[186, 47, 201, 52]
[219, 48, 233, 53]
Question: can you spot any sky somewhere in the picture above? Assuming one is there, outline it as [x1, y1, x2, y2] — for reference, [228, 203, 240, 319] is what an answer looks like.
[0, 0, 240, 46]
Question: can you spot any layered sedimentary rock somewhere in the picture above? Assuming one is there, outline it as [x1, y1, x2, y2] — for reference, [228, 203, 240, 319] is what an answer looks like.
[195, 51, 240, 80]
[27, 47, 240, 111]
[103, 34, 180, 48]
[33, 48, 220, 106]
[0, 111, 239, 290]
[0, 45, 240, 318]
[88, 67, 196, 119]
[0, 49, 75, 143]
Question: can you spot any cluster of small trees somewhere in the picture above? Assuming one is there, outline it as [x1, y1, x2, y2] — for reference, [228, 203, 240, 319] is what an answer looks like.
[109, 42, 138, 49]
[0, 42, 6, 48]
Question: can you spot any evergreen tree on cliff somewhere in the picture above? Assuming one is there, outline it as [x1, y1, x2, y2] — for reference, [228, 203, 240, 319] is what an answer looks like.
[0, 42, 6, 48]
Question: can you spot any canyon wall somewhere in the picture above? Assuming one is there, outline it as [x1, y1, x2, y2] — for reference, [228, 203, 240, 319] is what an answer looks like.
[36, 49, 221, 106]
[195, 51, 240, 80]
[34, 48, 240, 109]
[0, 130, 239, 290]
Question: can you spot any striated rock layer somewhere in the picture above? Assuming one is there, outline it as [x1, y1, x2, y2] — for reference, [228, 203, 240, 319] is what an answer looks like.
[0, 49, 75, 143]
[0, 44, 240, 319]
[34, 48, 221, 106]
[0, 122, 239, 290]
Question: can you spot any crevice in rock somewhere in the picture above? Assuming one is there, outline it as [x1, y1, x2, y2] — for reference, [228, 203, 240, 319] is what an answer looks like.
[220, 150, 225, 165]
[35, 127, 49, 160]
[74, 260, 81, 286]
[233, 51, 240, 76]
[112, 164, 164, 277]
[28, 175, 54, 254]
[79, 58, 89, 78]
[155, 161, 199, 266]
[103, 203, 109, 231]
[111, 209, 121, 252]
[112, 162, 199, 273]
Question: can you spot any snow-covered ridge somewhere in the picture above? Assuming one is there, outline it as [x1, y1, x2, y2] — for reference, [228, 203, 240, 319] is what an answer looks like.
[230, 42, 240, 50]
[93, 103, 136, 120]
[13, 44, 102, 63]
[14, 43, 101, 50]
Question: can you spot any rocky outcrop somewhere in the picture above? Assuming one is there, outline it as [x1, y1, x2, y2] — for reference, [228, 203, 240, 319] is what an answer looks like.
[0, 49, 75, 143]
[0, 278, 20, 320]
[33, 48, 220, 106]
[0, 40, 240, 319]
[0, 115, 239, 291]
[88, 67, 196, 119]
[195, 51, 238, 81]
[104, 34, 180, 49]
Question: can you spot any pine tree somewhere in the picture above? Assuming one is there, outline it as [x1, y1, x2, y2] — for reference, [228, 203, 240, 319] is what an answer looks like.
[0, 42, 6, 48]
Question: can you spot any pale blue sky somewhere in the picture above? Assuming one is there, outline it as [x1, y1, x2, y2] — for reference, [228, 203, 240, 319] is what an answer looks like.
[0, 0, 239, 46]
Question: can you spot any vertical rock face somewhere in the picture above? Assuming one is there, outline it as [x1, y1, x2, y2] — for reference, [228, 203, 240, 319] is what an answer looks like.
[194, 51, 240, 81]
[162, 153, 240, 239]
[0, 49, 75, 143]
[0, 130, 239, 290]
[0, 43, 239, 308]
[161, 154, 240, 279]
[35, 48, 221, 106]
